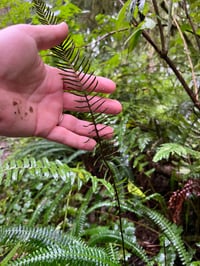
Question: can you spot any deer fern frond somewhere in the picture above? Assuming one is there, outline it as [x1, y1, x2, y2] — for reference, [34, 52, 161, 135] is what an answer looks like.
[122, 201, 192, 265]
[32, 0, 126, 263]
[32, 0, 117, 146]
[33, 0, 57, 25]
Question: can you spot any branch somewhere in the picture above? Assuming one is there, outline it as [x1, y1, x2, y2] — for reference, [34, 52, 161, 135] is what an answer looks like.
[140, 29, 200, 109]
[165, 0, 173, 52]
[152, 0, 166, 54]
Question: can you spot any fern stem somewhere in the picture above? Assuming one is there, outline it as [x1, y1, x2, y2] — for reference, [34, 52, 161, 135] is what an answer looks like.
[84, 92, 126, 265]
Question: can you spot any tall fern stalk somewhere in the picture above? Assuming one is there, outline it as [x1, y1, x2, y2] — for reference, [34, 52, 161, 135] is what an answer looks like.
[32, 0, 126, 263]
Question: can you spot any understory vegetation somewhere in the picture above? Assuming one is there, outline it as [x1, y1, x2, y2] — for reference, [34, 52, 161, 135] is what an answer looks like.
[0, 0, 200, 265]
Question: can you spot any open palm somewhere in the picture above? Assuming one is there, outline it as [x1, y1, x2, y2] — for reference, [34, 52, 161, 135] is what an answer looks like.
[0, 23, 122, 150]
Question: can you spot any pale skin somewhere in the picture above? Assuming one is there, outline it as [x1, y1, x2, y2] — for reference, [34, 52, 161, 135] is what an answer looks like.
[0, 23, 122, 150]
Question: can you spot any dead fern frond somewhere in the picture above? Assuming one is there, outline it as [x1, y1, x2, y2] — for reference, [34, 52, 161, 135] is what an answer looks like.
[168, 178, 200, 224]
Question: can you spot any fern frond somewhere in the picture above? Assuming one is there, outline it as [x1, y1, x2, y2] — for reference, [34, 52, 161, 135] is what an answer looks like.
[33, 0, 113, 140]
[86, 200, 191, 265]
[32, 0, 126, 262]
[0, 226, 82, 251]
[115, 201, 192, 265]
[28, 198, 50, 226]
[153, 142, 200, 162]
[0, 157, 91, 186]
[11, 244, 120, 266]
[0, 226, 119, 266]
[71, 187, 93, 237]
[88, 229, 152, 265]
[11, 138, 78, 161]
[43, 184, 72, 225]
[105, 244, 120, 265]
[33, 0, 57, 25]
[140, 206, 192, 265]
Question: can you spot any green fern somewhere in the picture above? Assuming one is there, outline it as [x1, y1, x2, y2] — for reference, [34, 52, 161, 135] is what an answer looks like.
[140, 205, 192, 265]
[87, 200, 192, 265]
[86, 201, 152, 264]
[42, 183, 72, 225]
[153, 142, 200, 162]
[71, 187, 93, 237]
[11, 245, 119, 266]
[88, 228, 152, 265]
[0, 157, 91, 186]
[122, 202, 192, 265]
[32, 0, 116, 180]
[105, 244, 119, 265]
[0, 225, 120, 266]
[11, 138, 81, 162]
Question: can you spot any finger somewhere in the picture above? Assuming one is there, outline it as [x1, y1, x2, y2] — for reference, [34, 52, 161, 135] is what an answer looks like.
[59, 114, 114, 139]
[46, 126, 96, 150]
[88, 75, 116, 93]
[62, 72, 116, 93]
[63, 92, 122, 114]
[18, 23, 68, 50]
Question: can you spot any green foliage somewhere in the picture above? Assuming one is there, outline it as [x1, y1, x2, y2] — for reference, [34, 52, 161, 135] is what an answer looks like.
[71, 187, 93, 237]
[140, 205, 192, 265]
[1, 0, 200, 264]
[0, 0, 32, 27]
[0, 156, 91, 186]
[0, 226, 120, 265]
[153, 143, 200, 162]
[88, 228, 151, 265]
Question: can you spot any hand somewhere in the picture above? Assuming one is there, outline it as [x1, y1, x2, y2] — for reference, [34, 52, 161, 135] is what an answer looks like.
[0, 23, 122, 150]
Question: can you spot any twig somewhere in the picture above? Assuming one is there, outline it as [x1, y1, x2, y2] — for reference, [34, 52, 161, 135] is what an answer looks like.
[82, 27, 129, 48]
[173, 16, 198, 101]
[96, 27, 128, 43]
[152, 0, 166, 54]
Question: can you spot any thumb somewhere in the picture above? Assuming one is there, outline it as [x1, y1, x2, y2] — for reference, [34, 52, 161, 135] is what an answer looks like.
[19, 23, 68, 50]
